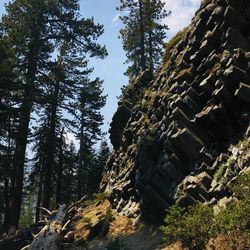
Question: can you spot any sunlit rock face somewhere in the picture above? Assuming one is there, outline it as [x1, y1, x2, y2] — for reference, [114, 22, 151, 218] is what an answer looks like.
[101, 0, 250, 223]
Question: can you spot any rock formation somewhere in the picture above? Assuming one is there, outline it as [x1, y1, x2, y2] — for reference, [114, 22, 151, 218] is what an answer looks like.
[101, 0, 250, 223]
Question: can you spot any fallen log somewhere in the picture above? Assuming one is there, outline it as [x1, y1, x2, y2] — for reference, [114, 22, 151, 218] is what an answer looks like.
[21, 196, 86, 250]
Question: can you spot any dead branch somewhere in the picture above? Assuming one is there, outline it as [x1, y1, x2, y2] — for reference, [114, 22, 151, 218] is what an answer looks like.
[21, 196, 87, 249]
[67, 195, 86, 211]
[20, 244, 30, 250]
[62, 220, 71, 232]
[36, 207, 53, 216]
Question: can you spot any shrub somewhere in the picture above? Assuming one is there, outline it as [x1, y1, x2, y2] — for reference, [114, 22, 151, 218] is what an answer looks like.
[214, 163, 227, 181]
[163, 29, 185, 64]
[184, 204, 215, 247]
[83, 199, 94, 207]
[216, 172, 250, 242]
[230, 171, 250, 199]
[214, 157, 237, 184]
[83, 192, 109, 207]
[216, 198, 250, 233]
[161, 172, 250, 248]
[92, 192, 109, 202]
[160, 204, 215, 249]
[160, 205, 186, 245]
[81, 216, 91, 224]
[105, 207, 113, 221]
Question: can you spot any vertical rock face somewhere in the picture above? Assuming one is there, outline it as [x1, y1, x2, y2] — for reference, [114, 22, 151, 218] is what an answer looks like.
[102, 0, 250, 223]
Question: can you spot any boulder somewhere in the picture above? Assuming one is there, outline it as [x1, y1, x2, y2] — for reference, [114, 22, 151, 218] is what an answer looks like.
[109, 104, 131, 149]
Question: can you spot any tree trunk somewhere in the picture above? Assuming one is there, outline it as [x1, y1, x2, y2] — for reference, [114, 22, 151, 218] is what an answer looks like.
[3, 177, 10, 232]
[139, 0, 146, 72]
[42, 80, 60, 209]
[35, 164, 44, 222]
[24, 205, 67, 250]
[148, 31, 154, 73]
[8, 31, 41, 229]
[77, 109, 85, 199]
[9, 85, 33, 229]
[3, 119, 12, 231]
[56, 128, 64, 205]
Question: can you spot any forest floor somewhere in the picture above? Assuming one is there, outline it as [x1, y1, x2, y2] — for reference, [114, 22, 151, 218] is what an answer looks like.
[68, 200, 249, 250]
[0, 199, 247, 250]
[71, 199, 164, 249]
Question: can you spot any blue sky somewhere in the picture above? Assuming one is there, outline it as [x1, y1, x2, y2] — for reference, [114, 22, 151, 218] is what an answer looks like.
[0, 0, 201, 145]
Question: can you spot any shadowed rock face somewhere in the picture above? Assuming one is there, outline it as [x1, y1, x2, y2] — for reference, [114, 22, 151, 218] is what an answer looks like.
[102, 0, 250, 223]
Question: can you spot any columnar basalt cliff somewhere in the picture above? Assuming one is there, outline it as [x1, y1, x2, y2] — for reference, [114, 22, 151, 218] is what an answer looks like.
[101, 0, 250, 223]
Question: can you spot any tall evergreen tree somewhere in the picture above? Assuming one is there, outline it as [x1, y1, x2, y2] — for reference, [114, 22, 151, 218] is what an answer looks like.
[70, 77, 106, 198]
[0, 0, 107, 229]
[93, 139, 110, 193]
[29, 125, 77, 221]
[118, 0, 170, 77]
[58, 140, 78, 205]
[0, 38, 20, 231]
[29, 123, 48, 222]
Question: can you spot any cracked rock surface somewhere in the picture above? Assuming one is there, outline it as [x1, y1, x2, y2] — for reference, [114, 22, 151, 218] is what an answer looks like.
[101, 0, 250, 223]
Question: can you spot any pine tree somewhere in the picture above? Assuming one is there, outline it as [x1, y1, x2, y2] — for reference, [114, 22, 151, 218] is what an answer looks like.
[29, 120, 51, 222]
[59, 141, 78, 204]
[70, 77, 106, 198]
[118, 0, 170, 77]
[0, 0, 107, 229]
[27, 36, 106, 223]
[94, 139, 110, 193]
[0, 38, 20, 231]
[55, 128, 66, 206]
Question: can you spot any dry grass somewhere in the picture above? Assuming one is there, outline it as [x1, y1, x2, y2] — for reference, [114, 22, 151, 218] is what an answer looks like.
[72, 199, 164, 249]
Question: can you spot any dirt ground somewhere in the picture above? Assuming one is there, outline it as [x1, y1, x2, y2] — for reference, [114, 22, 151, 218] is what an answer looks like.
[71, 200, 249, 250]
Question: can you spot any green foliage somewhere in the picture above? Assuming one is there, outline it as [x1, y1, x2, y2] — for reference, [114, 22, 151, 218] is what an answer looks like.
[82, 199, 94, 207]
[50, 194, 57, 210]
[161, 172, 250, 248]
[216, 172, 250, 243]
[214, 157, 237, 184]
[91, 139, 111, 193]
[83, 192, 109, 207]
[0, 0, 107, 229]
[160, 205, 186, 243]
[105, 208, 113, 221]
[92, 192, 109, 202]
[105, 238, 130, 250]
[19, 196, 34, 229]
[230, 171, 250, 198]
[214, 163, 227, 181]
[216, 198, 250, 234]
[81, 216, 92, 224]
[0, 35, 19, 232]
[119, 82, 140, 106]
[118, 71, 154, 113]
[163, 30, 185, 64]
[160, 204, 215, 248]
[118, 0, 170, 77]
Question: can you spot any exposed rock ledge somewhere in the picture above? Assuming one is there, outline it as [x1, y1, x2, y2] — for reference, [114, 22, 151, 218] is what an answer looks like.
[101, 0, 250, 223]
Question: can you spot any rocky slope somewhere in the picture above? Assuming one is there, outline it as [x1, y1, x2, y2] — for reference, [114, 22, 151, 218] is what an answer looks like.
[101, 0, 250, 223]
